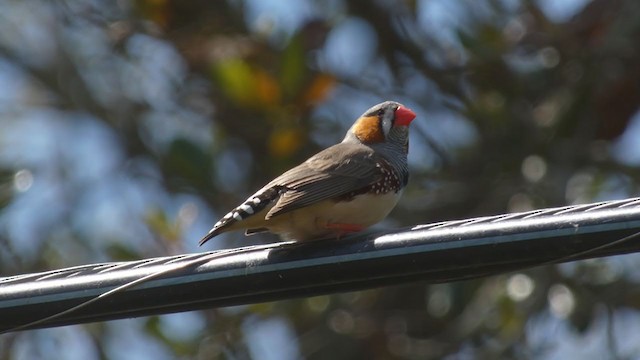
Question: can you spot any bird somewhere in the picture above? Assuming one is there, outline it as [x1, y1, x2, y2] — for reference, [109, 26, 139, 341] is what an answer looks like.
[199, 101, 416, 245]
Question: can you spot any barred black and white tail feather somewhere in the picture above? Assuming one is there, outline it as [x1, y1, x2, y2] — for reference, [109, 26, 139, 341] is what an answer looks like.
[198, 186, 284, 245]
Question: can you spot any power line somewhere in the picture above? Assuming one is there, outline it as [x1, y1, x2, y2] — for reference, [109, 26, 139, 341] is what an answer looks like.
[2, 198, 640, 332]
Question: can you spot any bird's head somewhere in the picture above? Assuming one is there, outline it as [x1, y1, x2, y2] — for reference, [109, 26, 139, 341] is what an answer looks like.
[344, 101, 416, 150]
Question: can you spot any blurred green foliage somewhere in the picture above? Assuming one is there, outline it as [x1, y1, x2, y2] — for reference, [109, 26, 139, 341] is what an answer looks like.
[1, 0, 640, 359]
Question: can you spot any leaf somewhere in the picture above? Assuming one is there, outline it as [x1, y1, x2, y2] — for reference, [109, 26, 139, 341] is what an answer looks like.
[254, 68, 281, 108]
[213, 58, 281, 108]
[145, 208, 180, 243]
[302, 74, 336, 105]
[163, 138, 213, 191]
[212, 59, 256, 106]
[269, 127, 304, 158]
[280, 36, 306, 99]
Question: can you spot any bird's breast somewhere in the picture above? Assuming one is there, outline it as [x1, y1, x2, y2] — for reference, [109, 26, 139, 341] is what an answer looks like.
[328, 191, 403, 226]
[266, 190, 402, 241]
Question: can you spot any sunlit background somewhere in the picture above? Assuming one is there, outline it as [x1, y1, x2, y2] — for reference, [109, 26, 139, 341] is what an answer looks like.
[1, 0, 640, 358]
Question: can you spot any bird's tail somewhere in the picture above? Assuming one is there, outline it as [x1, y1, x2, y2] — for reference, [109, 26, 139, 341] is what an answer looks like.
[198, 186, 283, 246]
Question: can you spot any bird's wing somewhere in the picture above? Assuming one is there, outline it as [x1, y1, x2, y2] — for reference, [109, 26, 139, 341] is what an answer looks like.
[265, 143, 381, 219]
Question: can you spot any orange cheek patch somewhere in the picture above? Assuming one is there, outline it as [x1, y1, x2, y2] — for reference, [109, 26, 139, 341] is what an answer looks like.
[352, 116, 384, 143]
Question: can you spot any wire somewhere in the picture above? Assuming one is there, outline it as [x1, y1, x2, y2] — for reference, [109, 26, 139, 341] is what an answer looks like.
[1, 241, 295, 333]
[2, 197, 640, 332]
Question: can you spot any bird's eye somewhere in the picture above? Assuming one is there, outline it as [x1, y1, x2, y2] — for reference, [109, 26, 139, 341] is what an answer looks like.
[376, 109, 385, 116]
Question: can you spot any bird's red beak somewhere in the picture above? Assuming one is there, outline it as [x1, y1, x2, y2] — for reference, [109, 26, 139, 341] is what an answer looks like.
[395, 106, 416, 126]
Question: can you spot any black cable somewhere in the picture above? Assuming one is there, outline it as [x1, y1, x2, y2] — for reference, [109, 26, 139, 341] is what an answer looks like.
[2, 197, 640, 332]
